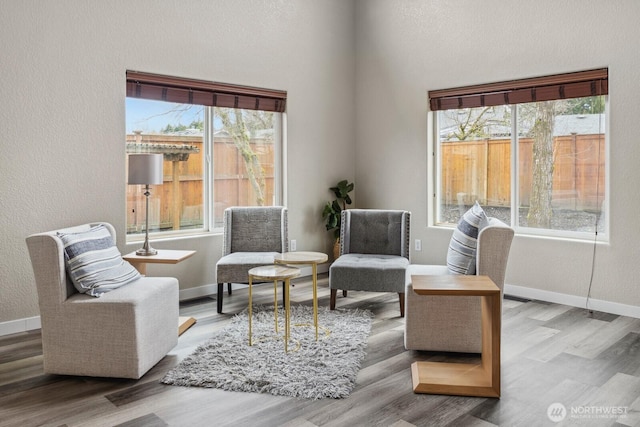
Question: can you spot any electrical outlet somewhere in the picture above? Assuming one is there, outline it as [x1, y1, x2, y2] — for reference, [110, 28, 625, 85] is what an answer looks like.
[290, 239, 297, 251]
[414, 239, 422, 251]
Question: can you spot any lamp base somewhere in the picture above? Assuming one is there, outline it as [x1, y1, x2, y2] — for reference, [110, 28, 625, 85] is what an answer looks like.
[136, 247, 158, 256]
[136, 183, 158, 257]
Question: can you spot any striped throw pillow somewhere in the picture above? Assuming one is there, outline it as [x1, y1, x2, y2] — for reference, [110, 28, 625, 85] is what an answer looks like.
[58, 225, 140, 297]
[446, 202, 489, 275]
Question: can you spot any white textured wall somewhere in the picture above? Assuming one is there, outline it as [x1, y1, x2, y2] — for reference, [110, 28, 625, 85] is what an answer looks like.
[3, 0, 640, 329]
[0, 0, 355, 324]
[354, 0, 640, 307]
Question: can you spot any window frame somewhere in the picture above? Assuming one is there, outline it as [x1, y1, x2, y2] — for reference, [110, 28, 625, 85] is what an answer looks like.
[125, 71, 286, 242]
[430, 69, 608, 241]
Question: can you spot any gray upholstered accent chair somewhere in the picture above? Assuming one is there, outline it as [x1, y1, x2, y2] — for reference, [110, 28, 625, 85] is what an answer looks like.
[404, 217, 514, 353]
[25, 222, 179, 379]
[329, 209, 411, 317]
[215, 206, 288, 313]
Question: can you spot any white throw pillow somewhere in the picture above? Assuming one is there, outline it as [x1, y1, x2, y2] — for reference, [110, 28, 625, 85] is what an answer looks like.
[446, 202, 489, 275]
[58, 224, 140, 297]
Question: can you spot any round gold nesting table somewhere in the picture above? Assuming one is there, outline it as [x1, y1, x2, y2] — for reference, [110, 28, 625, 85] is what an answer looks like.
[248, 265, 300, 352]
[274, 251, 328, 341]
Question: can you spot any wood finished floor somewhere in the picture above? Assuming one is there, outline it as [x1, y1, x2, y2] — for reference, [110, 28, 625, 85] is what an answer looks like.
[2, 274, 640, 427]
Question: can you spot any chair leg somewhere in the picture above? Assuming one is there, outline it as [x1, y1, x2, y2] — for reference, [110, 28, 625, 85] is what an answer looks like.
[330, 289, 337, 310]
[227, 283, 232, 295]
[398, 292, 405, 318]
[343, 290, 347, 297]
[217, 283, 224, 313]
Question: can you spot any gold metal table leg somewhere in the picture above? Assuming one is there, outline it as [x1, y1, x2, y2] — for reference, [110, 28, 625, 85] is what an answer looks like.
[273, 280, 279, 333]
[312, 262, 318, 340]
[248, 275, 253, 346]
[284, 278, 290, 352]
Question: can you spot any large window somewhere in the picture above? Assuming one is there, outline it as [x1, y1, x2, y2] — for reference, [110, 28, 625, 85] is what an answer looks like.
[431, 69, 608, 239]
[125, 71, 286, 238]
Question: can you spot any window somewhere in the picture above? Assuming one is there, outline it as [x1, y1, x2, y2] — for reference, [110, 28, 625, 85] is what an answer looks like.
[431, 69, 608, 239]
[125, 71, 286, 238]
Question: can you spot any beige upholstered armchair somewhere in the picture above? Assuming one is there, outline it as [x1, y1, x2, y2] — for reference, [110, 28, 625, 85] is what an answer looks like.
[26, 222, 179, 379]
[404, 217, 514, 353]
[215, 206, 288, 313]
[329, 209, 411, 317]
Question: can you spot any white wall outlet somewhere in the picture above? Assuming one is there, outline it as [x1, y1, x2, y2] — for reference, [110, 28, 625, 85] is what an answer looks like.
[290, 239, 297, 251]
[414, 239, 422, 251]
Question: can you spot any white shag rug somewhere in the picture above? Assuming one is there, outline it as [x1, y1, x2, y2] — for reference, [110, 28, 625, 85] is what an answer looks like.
[161, 305, 373, 399]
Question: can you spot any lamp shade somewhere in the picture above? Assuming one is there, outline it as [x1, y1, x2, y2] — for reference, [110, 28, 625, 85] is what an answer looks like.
[128, 154, 164, 185]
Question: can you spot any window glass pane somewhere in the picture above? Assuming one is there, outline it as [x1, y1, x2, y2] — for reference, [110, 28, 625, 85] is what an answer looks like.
[125, 98, 282, 236]
[435, 96, 606, 237]
[212, 107, 278, 227]
[516, 97, 606, 233]
[437, 106, 512, 225]
[126, 98, 205, 235]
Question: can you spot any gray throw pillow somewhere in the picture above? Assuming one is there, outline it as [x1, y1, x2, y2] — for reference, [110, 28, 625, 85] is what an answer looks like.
[446, 201, 489, 275]
[58, 224, 140, 297]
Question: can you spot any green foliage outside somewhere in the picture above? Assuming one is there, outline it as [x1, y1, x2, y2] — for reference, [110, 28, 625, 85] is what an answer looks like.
[162, 120, 204, 133]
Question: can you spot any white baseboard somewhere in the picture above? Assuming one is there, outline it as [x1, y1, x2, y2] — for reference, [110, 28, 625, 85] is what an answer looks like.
[0, 265, 331, 337]
[0, 316, 41, 337]
[505, 284, 640, 319]
[179, 283, 220, 301]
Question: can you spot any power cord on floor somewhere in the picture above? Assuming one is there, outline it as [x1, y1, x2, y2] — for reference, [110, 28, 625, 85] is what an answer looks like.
[586, 106, 605, 317]
[586, 229, 597, 317]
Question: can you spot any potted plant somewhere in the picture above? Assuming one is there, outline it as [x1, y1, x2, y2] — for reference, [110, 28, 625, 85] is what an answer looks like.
[322, 179, 354, 259]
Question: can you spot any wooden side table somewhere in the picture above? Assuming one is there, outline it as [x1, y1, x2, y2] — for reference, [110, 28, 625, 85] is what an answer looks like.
[274, 251, 328, 340]
[410, 275, 501, 398]
[248, 265, 301, 352]
[123, 250, 196, 275]
[123, 249, 197, 336]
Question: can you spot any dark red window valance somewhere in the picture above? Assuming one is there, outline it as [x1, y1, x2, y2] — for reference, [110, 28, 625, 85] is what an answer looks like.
[429, 68, 608, 111]
[126, 71, 287, 113]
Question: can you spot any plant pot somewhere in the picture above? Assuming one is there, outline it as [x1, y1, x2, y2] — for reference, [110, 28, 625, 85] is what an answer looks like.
[333, 238, 341, 261]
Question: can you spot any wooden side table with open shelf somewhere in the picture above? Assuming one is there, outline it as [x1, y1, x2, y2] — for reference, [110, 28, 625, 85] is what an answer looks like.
[123, 249, 196, 336]
[410, 274, 501, 398]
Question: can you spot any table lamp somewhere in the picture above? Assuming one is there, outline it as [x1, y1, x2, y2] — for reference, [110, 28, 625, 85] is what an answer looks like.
[128, 153, 164, 256]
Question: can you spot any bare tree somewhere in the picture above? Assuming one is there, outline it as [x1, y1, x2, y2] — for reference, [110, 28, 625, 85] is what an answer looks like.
[149, 104, 272, 206]
[527, 101, 557, 228]
[442, 107, 494, 141]
[217, 108, 270, 206]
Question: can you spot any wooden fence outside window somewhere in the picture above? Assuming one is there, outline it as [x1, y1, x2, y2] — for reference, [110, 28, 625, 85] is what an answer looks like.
[126, 134, 274, 233]
[126, 132, 605, 234]
[442, 134, 605, 211]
